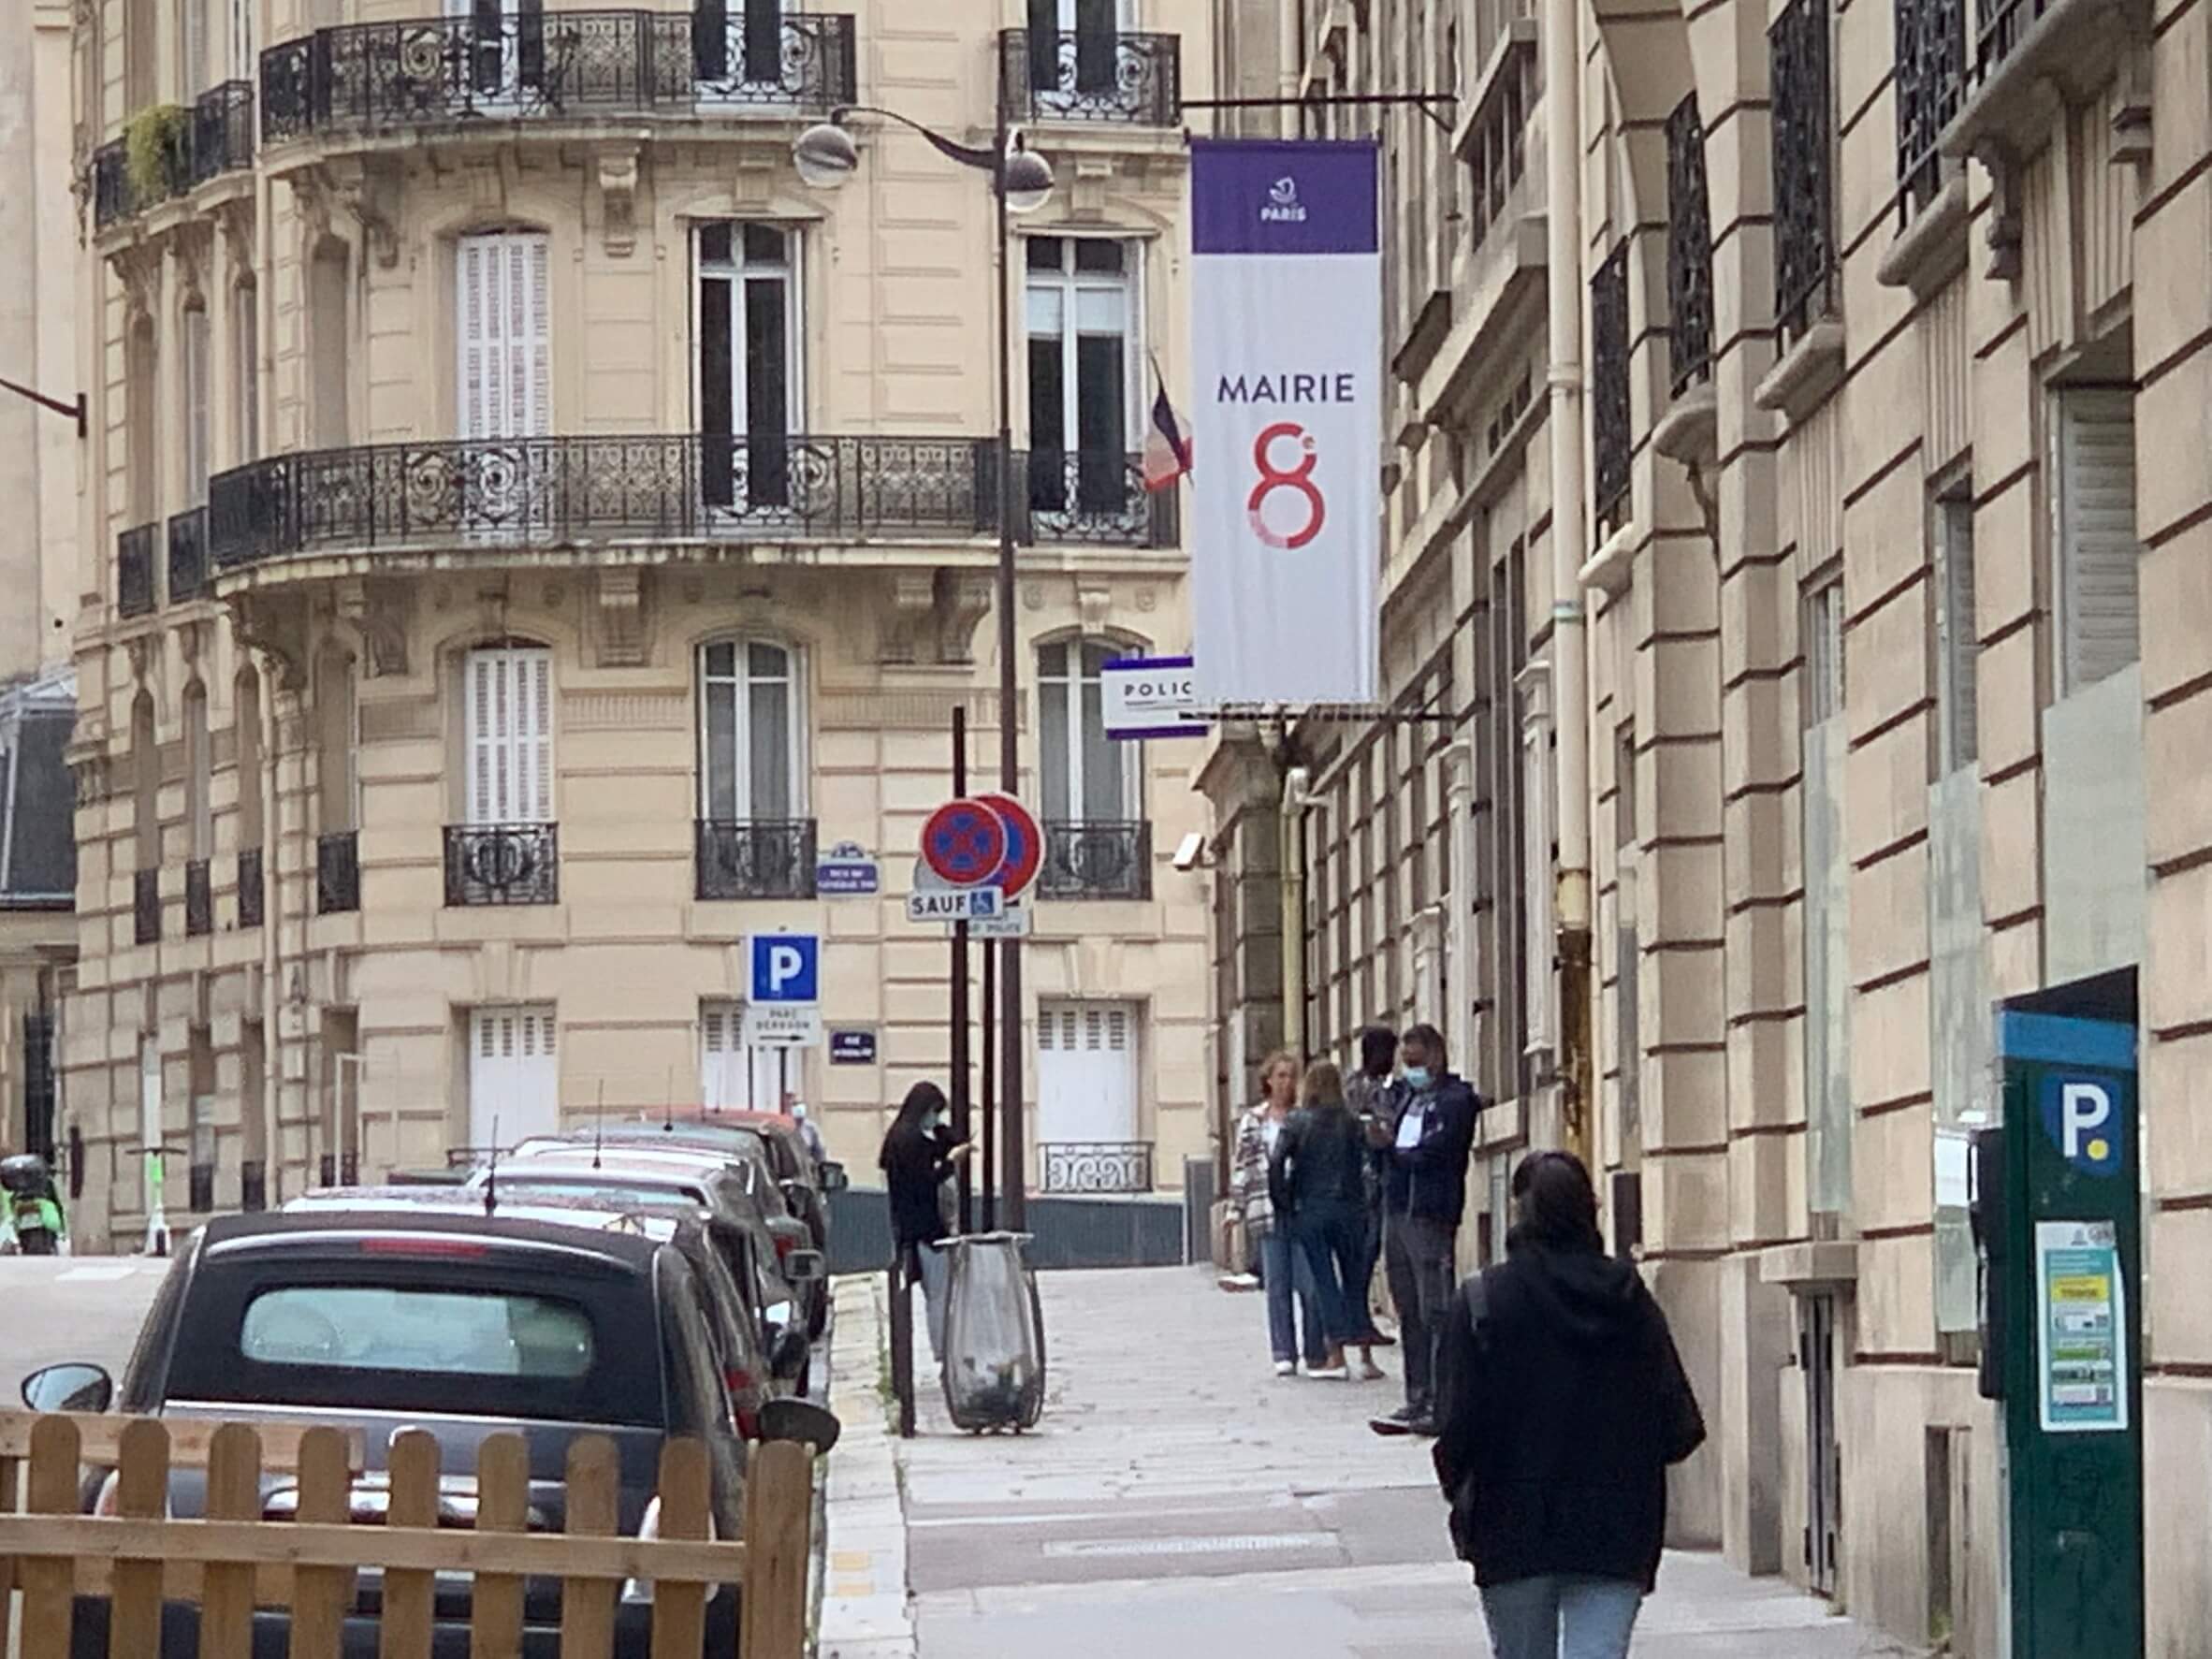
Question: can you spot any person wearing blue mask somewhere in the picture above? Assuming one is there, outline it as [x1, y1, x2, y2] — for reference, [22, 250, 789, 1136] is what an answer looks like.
[1368, 1023, 1483, 1436]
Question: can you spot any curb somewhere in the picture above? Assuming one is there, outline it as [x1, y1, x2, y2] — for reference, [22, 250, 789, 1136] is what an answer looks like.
[817, 1273, 917, 1659]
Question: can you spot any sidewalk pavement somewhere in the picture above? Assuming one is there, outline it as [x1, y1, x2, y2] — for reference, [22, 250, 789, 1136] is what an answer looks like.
[819, 1262, 1918, 1658]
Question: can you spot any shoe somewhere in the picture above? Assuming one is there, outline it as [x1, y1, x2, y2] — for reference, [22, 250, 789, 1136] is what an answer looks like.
[1308, 1364, 1349, 1380]
[1273, 1360, 1296, 1376]
[1358, 1359, 1386, 1381]
[1220, 1273, 1262, 1292]
[1407, 1416, 1441, 1437]
[1369, 1414, 1416, 1436]
[1361, 1330, 1397, 1347]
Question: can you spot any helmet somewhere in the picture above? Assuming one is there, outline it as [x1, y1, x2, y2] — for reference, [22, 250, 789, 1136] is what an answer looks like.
[1, 1153, 52, 1196]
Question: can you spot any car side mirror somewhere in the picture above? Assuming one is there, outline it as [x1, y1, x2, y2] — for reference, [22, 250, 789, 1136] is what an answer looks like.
[819, 1161, 849, 1194]
[778, 1177, 808, 1209]
[759, 1397, 840, 1455]
[782, 1247, 825, 1284]
[21, 1362, 113, 1414]
[769, 1326, 810, 1382]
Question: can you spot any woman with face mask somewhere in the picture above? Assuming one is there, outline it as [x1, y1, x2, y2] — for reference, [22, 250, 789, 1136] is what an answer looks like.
[880, 1080, 971, 1362]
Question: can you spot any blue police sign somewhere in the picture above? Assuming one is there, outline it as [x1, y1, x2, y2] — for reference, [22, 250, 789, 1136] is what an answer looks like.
[749, 934, 820, 1006]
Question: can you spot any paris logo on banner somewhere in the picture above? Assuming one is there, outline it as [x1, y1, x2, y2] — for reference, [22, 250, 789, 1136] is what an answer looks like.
[1187, 138, 1380, 707]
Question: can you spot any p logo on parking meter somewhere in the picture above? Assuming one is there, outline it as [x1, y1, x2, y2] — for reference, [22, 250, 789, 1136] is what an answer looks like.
[2041, 1075, 2122, 1177]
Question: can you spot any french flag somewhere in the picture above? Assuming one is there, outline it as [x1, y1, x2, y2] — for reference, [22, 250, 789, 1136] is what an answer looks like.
[1142, 371, 1193, 493]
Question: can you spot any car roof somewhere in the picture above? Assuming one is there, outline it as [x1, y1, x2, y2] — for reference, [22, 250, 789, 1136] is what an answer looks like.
[509, 1145, 737, 1176]
[288, 1186, 701, 1240]
[197, 1206, 665, 1270]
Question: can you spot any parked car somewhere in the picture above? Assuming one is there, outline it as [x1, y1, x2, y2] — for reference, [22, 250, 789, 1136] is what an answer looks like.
[16, 1209, 836, 1657]
[467, 1148, 823, 1373]
[282, 1185, 802, 1428]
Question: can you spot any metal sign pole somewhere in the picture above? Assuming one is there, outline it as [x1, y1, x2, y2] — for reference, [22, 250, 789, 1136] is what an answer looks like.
[951, 707, 973, 1233]
[981, 940, 997, 1230]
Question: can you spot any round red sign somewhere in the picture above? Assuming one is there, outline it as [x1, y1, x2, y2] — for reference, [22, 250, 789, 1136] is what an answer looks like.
[975, 793, 1042, 901]
[921, 798, 1009, 887]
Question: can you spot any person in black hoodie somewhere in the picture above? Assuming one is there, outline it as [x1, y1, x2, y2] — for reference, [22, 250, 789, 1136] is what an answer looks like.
[879, 1081, 970, 1361]
[1432, 1151, 1705, 1659]
[1368, 1023, 1482, 1436]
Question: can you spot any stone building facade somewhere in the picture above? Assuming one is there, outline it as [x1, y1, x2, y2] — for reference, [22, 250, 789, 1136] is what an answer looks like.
[66, 0, 1216, 1246]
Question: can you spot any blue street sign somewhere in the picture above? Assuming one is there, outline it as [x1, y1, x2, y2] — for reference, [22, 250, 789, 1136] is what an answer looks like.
[829, 1029, 877, 1065]
[816, 843, 881, 896]
[749, 934, 820, 1005]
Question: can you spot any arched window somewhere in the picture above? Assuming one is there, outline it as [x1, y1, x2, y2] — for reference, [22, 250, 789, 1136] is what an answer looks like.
[231, 280, 259, 463]
[182, 299, 211, 507]
[130, 691, 157, 870]
[182, 681, 211, 860]
[125, 318, 157, 527]
[309, 239, 351, 447]
[314, 647, 358, 835]
[697, 638, 801, 822]
[1037, 637, 1136, 823]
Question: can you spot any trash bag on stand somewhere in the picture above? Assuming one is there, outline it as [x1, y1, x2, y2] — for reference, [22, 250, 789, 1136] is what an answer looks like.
[940, 1231, 1046, 1432]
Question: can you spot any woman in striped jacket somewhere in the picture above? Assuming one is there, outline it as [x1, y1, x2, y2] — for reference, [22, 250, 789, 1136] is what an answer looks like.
[1231, 1051, 1327, 1375]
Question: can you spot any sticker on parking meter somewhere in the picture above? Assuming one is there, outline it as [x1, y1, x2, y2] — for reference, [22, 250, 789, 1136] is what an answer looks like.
[2035, 1218, 2127, 1433]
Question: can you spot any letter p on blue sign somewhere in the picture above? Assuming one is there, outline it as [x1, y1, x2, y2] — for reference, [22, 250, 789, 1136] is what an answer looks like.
[749, 934, 820, 1006]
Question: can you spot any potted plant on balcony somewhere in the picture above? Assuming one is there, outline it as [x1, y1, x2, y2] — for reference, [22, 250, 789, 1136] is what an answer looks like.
[124, 104, 190, 209]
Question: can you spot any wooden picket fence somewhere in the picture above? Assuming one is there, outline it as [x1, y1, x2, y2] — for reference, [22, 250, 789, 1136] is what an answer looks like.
[0, 1411, 813, 1658]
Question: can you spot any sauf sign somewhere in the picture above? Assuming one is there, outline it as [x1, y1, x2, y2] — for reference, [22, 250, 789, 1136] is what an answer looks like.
[1187, 139, 1380, 707]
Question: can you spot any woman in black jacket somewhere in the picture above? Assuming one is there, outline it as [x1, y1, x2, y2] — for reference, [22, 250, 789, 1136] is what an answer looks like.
[1269, 1061, 1376, 1381]
[1432, 1150, 1705, 1659]
[879, 1081, 969, 1361]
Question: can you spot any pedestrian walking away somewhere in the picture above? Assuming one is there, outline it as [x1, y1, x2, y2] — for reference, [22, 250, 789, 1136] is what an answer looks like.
[1369, 1023, 1481, 1434]
[1432, 1150, 1706, 1659]
[1270, 1060, 1378, 1381]
[879, 1079, 972, 1361]
[1233, 1049, 1328, 1375]
[1342, 1025, 1402, 1370]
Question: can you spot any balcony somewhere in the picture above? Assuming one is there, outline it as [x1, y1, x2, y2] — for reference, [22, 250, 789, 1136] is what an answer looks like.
[90, 80, 256, 229]
[696, 819, 817, 901]
[1590, 243, 1632, 538]
[1666, 97, 1713, 400]
[1039, 821, 1151, 901]
[444, 822, 560, 906]
[1769, 0, 1837, 350]
[1041, 1141, 1154, 1194]
[116, 526, 157, 619]
[133, 868, 160, 946]
[167, 506, 210, 603]
[259, 8, 857, 145]
[997, 27, 1181, 126]
[315, 829, 359, 915]
[237, 846, 264, 928]
[184, 859, 212, 938]
[206, 436, 1176, 572]
[1893, 0, 1966, 226]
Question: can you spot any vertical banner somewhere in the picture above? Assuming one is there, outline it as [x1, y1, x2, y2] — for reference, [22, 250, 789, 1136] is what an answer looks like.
[1188, 139, 1380, 706]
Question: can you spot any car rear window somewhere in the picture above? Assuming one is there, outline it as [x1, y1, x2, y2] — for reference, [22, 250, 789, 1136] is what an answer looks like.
[240, 1286, 595, 1378]
[497, 1176, 709, 1207]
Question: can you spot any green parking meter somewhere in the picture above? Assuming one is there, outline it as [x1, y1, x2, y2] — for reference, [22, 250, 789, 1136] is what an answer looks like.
[1994, 1010, 2144, 1658]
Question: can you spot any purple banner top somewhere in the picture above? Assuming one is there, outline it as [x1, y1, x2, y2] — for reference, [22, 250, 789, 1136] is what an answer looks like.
[1190, 138, 1380, 257]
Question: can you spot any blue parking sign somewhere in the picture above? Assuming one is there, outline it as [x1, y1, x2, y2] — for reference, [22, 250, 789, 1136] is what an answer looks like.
[749, 934, 820, 1005]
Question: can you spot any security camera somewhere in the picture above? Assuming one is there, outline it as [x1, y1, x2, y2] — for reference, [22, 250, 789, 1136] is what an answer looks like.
[1171, 832, 1206, 871]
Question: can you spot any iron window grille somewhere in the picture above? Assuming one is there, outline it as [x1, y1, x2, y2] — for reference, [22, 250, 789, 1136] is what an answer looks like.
[1769, 0, 1838, 349]
[237, 846, 265, 928]
[315, 829, 359, 915]
[1039, 821, 1152, 901]
[1895, 0, 1966, 224]
[117, 526, 157, 619]
[444, 822, 560, 906]
[167, 506, 211, 603]
[1666, 95, 1715, 398]
[133, 867, 161, 945]
[1041, 1141, 1155, 1194]
[1590, 243, 1632, 537]
[998, 25, 1181, 125]
[695, 819, 818, 901]
[184, 858, 213, 938]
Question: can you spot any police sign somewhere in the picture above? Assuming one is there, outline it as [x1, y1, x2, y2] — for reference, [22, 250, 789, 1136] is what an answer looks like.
[1102, 655, 1207, 740]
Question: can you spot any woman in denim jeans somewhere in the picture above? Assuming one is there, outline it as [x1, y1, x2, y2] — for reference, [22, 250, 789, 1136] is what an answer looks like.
[1230, 1051, 1324, 1376]
[1433, 1152, 1705, 1659]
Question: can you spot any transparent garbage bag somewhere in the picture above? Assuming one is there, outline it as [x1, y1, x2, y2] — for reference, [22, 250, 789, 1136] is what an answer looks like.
[939, 1231, 1046, 1432]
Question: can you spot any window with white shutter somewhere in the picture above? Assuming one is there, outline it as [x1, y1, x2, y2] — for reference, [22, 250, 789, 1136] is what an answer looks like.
[2051, 387, 2141, 695]
[465, 647, 554, 826]
[469, 1005, 560, 1151]
[700, 999, 784, 1111]
[1034, 998, 1139, 1143]
[458, 233, 552, 442]
[228, 0, 253, 79]
[183, 304, 211, 506]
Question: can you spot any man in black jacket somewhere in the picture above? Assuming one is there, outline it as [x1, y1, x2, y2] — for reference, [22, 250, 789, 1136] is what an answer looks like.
[1368, 1023, 1481, 1436]
[1432, 1151, 1704, 1659]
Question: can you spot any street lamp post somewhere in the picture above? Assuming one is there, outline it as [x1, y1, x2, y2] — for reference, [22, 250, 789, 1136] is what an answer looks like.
[794, 108, 1051, 1229]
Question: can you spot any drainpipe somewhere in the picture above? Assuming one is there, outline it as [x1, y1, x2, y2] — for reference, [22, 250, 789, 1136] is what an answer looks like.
[257, 648, 282, 1206]
[1280, 766, 1308, 1061]
[1544, 0, 1594, 1165]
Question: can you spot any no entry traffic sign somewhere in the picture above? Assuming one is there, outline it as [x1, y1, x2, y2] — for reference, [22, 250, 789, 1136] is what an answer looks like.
[921, 798, 1008, 887]
[975, 793, 1042, 901]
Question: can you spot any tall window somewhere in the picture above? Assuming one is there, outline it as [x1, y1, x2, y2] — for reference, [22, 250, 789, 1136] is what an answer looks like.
[1038, 639, 1135, 823]
[235, 666, 264, 849]
[692, 0, 787, 87]
[698, 640, 799, 822]
[126, 319, 157, 525]
[695, 222, 797, 508]
[231, 282, 258, 463]
[1025, 237, 1136, 517]
[465, 647, 554, 826]
[2050, 386, 2141, 696]
[183, 682, 211, 861]
[181, 0, 209, 94]
[1801, 574, 1852, 1217]
[310, 239, 351, 447]
[131, 691, 158, 871]
[315, 648, 358, 835]
[227, 0, 255, 80]
[125, 0, 155, 110]
[182, 302, 211, 506]
[456, 231, 549, 441]
[1933, 492, 1977, 775]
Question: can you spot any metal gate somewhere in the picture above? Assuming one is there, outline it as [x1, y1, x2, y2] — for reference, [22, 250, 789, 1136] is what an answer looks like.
[1801, 1291, 1841, 1596]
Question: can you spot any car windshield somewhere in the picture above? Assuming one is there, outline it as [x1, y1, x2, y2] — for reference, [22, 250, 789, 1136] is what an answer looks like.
[240, 1285, 595, 1378]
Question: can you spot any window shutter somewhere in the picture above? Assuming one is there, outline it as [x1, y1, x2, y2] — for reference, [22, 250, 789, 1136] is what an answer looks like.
[458, 234, 551, 441]
[2055, 388, 2141, 693]
[183, 309, 211, 505]
[522, 236, 551, 436]
[460, 237, 492, 441]
[466, 647, 553, 825]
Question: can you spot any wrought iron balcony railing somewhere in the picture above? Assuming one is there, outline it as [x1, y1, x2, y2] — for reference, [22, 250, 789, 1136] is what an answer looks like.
[1041, 1142, 1154, 1194]
[1972, 0, 2054, 84]
[206, 437, 1175, 568]
[117, 525, 157, 618]
[1896, 0, 1967, 223]
[167, 506, 210, 603]
[316, 828, 359, 915]
[695, 819, 818, 901]
[133, 868, 160, 945]
[184, 858, 213, 937]
[998, 27, 1181, 125]
[1666, 96, 1714, 399]
[1590, 243, 1632, 537]
[1039, 820, 1151, 901]
[259, 8, 857, 141]
[1770, 0, 1837, 348]
[237, 845, 265, 928]
[91, 81, 256, 228]
[444, 822, 560, 906]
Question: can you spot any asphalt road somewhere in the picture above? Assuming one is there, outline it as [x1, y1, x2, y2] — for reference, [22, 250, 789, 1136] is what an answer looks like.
[0, 1255, 171, 1406]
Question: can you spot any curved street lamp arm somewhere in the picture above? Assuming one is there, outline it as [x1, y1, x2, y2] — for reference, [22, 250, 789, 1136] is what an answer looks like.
[828, 104, 1002, 176]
